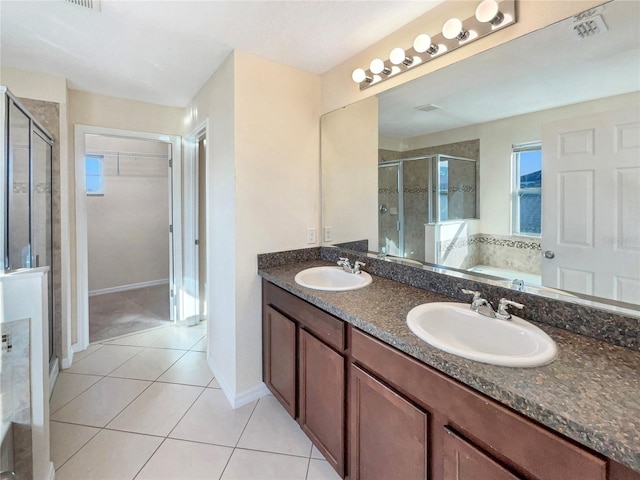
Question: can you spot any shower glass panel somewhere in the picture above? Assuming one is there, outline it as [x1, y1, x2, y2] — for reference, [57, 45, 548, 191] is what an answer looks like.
[432, 155, 477, 222]
[402, 158, 430, 261]
[7, 102, 31, 269]
[378, 163, 401, 256]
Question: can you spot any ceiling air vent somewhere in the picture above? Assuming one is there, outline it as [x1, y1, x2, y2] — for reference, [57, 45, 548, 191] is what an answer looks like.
[414, 104, 442, 114]
[64, 0, 101, 12]
[572, 8, 608, 39]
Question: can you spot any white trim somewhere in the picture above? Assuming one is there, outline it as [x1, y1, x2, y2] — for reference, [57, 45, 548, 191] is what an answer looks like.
[49, 357, 59, 399]
[47, 460, 55, 480]
[182, 120, 208, 326]
[207, 351, 269, 409]
[74, 125, 182, 351]
[88, 278, 169, 297]
[61, 344, 74, 369]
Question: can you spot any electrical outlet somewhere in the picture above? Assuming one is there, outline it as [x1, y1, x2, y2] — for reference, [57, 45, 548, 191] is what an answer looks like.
[324, 226, 333, 242]
[307, 227, 317, 244]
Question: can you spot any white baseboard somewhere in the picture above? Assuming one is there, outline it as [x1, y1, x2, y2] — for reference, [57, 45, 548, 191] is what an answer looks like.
[47, 460, 55, 480]
[206, 352, 269, 409]
[89, 278, 169, 297]
[49, 358, 59, 399]
[61, 344, 74, 369]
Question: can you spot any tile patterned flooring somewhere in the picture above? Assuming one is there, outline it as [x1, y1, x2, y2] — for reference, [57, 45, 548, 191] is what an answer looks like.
[51, 323, 340, 480]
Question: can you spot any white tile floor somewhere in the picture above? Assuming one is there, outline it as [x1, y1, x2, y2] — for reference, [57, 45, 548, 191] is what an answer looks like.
[50, 323, 340, 480]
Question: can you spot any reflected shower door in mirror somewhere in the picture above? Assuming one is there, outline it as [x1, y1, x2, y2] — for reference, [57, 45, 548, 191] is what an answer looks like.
[320, 0, 640, 310]
[7, 101, 30, 270]
[378, 155, 477, 263]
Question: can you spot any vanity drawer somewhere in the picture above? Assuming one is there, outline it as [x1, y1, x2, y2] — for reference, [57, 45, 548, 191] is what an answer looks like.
[350, 327, 607, 480]
[263, 280, 345, 351]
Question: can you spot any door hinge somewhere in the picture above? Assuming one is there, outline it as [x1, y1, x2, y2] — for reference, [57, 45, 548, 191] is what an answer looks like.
[169, 158, 173, 168]
[195, 239, 199, 246]
[169, 225, 173, 233]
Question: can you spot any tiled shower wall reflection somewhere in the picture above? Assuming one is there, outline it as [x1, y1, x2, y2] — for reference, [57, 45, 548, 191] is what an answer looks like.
[0, 318, 32, 479]
[439, 233, 542, 276]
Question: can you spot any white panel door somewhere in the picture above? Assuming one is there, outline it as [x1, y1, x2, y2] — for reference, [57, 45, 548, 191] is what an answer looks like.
[542, 109, 640, 304]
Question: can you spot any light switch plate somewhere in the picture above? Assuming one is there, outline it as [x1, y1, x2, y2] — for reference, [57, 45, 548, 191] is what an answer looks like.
[324, 226, 333, 242]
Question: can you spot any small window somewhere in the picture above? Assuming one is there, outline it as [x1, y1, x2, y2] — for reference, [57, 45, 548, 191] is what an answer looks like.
[512, 143, 541, 236]
[85, 155, 104, 195]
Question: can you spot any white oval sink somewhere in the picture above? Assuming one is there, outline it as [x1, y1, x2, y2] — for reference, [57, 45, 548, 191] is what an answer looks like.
[294, 266, 372, 291]
[406, 302, 557, 367]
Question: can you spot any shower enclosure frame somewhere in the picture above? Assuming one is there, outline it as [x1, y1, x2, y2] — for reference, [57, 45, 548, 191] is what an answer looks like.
[1, 85, 56, 364]
[378, 153, 477, 260]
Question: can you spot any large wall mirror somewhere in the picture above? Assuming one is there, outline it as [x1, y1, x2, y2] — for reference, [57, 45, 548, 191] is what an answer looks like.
[321, 0, 640, 313]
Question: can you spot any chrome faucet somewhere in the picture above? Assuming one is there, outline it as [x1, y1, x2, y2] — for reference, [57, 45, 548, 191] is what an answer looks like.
[461, 289, 496, 318]
[511, 278, 525, 291]
[337, 257, 366, 274]
[461, 289, 524, 320]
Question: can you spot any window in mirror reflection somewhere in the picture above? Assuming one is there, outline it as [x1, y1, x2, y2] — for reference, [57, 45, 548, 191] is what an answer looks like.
[512, 143, 541, 236]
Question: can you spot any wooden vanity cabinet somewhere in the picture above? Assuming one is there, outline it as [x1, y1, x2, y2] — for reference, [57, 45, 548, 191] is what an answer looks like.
[262, 280, 346, 476]
[262, 280, 640, 480]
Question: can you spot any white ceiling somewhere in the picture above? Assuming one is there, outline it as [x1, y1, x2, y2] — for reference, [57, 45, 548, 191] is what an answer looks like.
[378, 0, 640, 139]
[0, 0, 444, 107]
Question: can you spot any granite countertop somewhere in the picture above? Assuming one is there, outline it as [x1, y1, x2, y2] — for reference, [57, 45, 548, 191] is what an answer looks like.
[259, 260, 640, 473]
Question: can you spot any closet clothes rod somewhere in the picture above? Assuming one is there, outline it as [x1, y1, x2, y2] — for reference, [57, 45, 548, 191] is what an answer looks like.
[85, 150, 169, 160]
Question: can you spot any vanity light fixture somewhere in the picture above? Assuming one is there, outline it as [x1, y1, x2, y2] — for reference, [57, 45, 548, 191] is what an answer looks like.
[475, 0, 504, 26]
[351, 0, 516, 90]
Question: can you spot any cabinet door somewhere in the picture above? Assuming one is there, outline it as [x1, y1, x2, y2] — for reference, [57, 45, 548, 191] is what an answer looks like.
[350, 364, 428, 480]
[299, 329, 345, 476]
[263, 306, 296, 417]
[443, 427, 522, 480]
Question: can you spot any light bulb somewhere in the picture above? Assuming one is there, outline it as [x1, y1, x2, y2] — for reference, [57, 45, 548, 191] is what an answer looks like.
[370, 58, 385, 75]
[413, 34, 431, 53]
[413, 33, 439, 55]
[352, 68, 366, 83]
[390, 47, 413, 66]
[442, 18, 468, 41]
[475, 0, 503, 25]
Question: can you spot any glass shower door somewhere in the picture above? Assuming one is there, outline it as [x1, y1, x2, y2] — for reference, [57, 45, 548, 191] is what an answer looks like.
[378, 163, 401, 256]
[7, 101, 31, 270]
[402, 158, 430, 261]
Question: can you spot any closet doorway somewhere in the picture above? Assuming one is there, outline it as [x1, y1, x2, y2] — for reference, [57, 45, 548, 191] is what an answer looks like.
[75, 126, 183, 348]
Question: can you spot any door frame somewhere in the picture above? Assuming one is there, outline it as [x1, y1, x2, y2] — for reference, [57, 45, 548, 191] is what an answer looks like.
[74, 125, 183, 351]
[183, 119, 209, 326]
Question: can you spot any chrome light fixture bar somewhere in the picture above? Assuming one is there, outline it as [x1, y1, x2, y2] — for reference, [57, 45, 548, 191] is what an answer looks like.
[352, 0, 516, 90]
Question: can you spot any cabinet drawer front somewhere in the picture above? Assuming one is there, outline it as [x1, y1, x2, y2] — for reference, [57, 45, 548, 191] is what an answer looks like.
[351, 327, 607, 480]
[263, 280, 345, 351]
[443, 427, 522, 480]
[350, 364, 428, 480]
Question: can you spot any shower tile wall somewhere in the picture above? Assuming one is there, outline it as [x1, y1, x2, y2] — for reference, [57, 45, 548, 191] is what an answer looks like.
[475, 234, 541, 275]
[0, 318, 32, 480]
[19, 98, 61, 364]
[438, 233, 541, 275]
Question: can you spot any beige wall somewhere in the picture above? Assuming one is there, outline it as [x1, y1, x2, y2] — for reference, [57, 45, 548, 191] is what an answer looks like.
[185, 51, 321, 399]
[320, 0, 605, 115]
